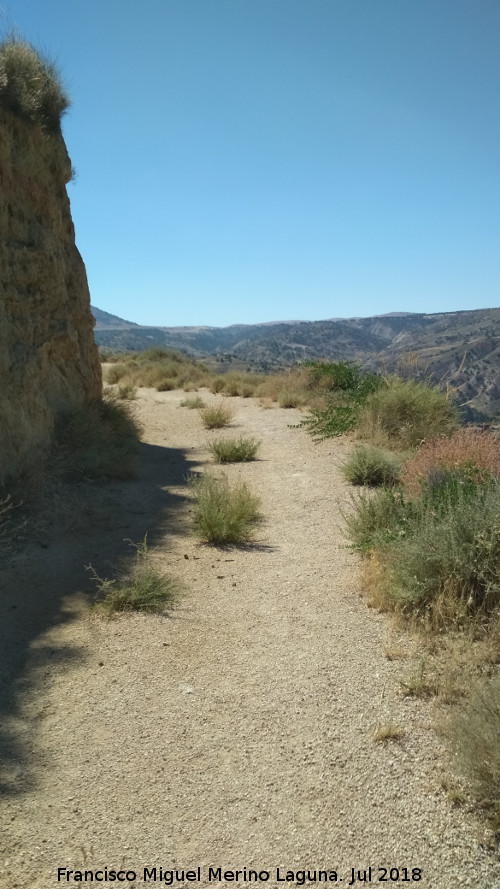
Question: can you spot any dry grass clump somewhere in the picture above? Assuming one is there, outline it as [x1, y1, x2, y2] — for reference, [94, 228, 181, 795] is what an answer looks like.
[0, 35, 70, 131]
[277, 390, 307, 409]
[89, 537, 180, 616]
[443, 677, 500, 836]
[357, 377, 459, 448]
[103, 347, 213, 392]
[180, 395, 206, 409]
[200, 404, 234, 429]
[341, 445, 401, 486]
[190, 472, 263, 545]
[104, 363, 129, 385]
[116, 384, 137, 400]
[401, 427, 500, 496]
[209, 436, 260, 463]
[255, 367, 311, 406]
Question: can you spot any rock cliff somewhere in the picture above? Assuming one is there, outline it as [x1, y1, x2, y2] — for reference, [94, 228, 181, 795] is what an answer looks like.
[0, 53, 102, 485]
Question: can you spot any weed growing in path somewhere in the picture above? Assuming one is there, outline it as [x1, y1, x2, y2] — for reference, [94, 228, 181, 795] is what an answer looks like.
[190, 472, 263, 545]
[200, 404, 234, 429]
[209, 436, 260, 463]
[89, 537, 180, 615]
[180, 395, 206, 409]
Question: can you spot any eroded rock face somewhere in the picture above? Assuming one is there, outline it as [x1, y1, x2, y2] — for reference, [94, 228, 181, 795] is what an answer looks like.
[0, 105, 102, 485]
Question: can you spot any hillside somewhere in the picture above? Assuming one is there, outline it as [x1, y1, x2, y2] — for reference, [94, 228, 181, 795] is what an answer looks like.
[92, 306, 500, 421]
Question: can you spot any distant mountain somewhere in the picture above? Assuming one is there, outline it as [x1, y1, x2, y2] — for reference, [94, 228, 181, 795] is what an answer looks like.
[92, 306, 500, 422]
[91, 306, 139, 328]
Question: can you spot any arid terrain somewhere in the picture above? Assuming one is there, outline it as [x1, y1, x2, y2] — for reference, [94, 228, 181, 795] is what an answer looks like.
[92, 306, 500, 422]
[1, 388, 499, 888]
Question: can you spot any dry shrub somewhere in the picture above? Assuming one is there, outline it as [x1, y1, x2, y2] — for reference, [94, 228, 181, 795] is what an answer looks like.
[402, 427, 500, 496]
[89, 537, 180, 615]
[341, 445, 401, 486]
[443, 677, 500, 836]
[200, 404, 234, 429]
[209, 436, 260, 463]
[0, 35, 70, 131]
[358, 377, 459, 448]
[190, 472, 263, 545]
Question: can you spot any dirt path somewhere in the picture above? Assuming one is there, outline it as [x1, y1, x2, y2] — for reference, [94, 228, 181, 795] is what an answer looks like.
[1, 389, 499, 888]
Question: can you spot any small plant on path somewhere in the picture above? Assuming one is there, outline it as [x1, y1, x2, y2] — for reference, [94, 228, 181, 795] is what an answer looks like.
[180, 395, 206, 409]
[200, 404, 234, 429]
[209, 436, 260, 463]
[190, 472, 263, 545]
[88, 536, 180, 615]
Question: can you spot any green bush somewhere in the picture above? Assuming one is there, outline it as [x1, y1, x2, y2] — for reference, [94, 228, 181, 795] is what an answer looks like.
[347, 476, 500, 621]
[341, 445, 401, 486]
[209, 436, 260, 463]
[345, 487, 413, 553]
[190, 473, 263, 545]
[55, 399, 141, 480]
[382, 481, 500, 616]
[358, 378, 459, 448]
[89, 537, 179, 615]
[200, 404, 234, 429]
[302, 362, 383, 438]
[0, 36, 69, 131]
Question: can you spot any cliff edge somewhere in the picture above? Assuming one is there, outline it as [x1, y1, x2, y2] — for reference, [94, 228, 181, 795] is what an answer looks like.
[0, 38, 102, 485]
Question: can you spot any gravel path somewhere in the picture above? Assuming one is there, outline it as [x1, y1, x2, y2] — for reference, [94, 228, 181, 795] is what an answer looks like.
[1, 388, 499, 888]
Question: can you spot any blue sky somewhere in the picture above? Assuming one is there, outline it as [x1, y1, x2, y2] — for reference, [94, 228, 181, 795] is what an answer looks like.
[6, 1, 500, 326]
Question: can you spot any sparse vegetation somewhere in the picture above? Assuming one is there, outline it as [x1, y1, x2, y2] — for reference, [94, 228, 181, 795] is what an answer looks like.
[180, 395, 206, 409]
[54, 398, 141, 480]
[89, 537, 179, 615]
[103, 347, 212, 392]
[209, 436, 260, 463]
[190, 472, 263, 545]
[116, 384, 137, 400]
[339, 376, 500, 837]
[443, 678, 500, 835]
[341, 445, 401, 486]
[200, 404, 234, 429]
[0, 35, 70, 131]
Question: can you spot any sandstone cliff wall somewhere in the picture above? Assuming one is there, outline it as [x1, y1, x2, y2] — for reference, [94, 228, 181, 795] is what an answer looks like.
[0, 105, 102, 485]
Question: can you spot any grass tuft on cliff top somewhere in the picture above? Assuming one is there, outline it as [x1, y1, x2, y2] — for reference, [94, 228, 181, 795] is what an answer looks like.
[0, 34, 70, 131]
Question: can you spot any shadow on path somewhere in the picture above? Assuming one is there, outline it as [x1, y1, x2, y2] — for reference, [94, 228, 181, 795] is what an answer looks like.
[0, 441, 197, 796]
